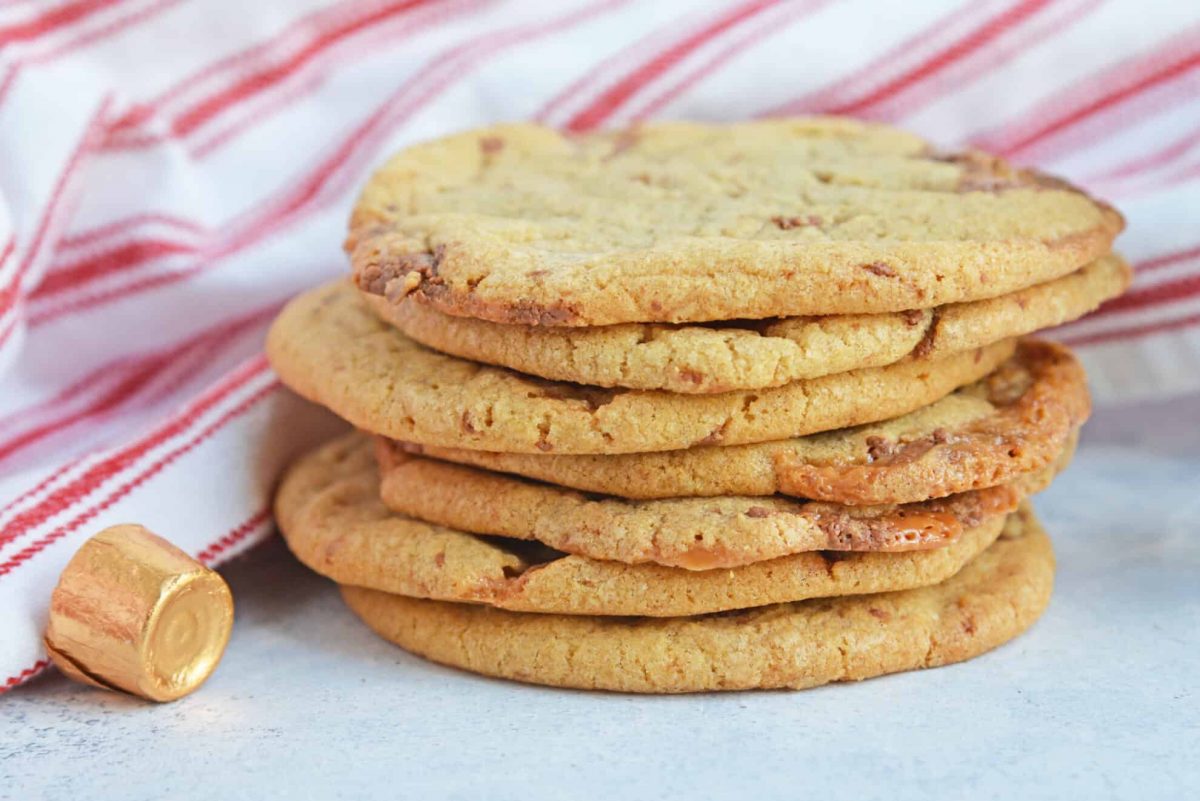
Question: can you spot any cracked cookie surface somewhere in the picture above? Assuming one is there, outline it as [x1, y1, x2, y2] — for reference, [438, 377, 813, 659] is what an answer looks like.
[338, 506, 1053, 692]
[276, 434, 1018, 616]
[364, 255, 1128, 393]
[349, 118, 1122, 326]
[267, 282, 1013, 455]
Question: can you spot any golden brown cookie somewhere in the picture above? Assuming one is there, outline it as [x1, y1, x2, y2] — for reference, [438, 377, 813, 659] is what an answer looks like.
[348, 119, 1121, 326]
[376, 442, 1042, 570]
[266, 282, 1014, 455]
[363, 255, 1128, 393]
[386, 340, 1087, 504]
[276, 434, 1016, 616]
[339, 506, 1054, 692]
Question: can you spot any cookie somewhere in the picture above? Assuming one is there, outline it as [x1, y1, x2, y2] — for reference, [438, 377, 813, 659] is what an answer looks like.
[376, 438, 1061, 570]
[277, 433, 1015, 616]
[348, 119, 1122, 327]
[339, 506, 1053, 692]
[385, 340, 1087, 504]
[363, 255, 1128, 393]
[267, 282, 1014, 455]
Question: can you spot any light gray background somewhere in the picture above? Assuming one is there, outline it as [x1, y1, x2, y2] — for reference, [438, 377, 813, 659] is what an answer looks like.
[3, 399, 1198, 801]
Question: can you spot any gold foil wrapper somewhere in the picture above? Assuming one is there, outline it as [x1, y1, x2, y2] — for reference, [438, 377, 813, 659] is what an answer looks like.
[43, 524, 234, 702]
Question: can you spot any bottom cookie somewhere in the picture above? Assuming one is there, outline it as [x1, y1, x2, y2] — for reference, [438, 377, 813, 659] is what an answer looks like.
[340, 507, 1054, 693]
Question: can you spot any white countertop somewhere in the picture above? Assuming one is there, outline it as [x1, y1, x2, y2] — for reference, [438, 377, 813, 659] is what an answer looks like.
[3, 398, 1198, 801]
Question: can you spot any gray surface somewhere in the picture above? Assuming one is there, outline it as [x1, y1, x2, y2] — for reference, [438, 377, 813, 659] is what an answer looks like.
[3, 399, 1198, 801]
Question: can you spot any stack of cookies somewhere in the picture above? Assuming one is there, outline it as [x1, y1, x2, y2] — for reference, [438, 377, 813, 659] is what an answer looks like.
[268, 119, 1127, 693]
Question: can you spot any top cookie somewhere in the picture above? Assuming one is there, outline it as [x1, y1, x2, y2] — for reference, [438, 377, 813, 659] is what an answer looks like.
[349, 118, 1123, 326]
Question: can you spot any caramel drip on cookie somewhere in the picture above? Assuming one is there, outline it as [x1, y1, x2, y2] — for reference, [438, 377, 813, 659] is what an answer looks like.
[774, 341, 1089, 504]
[800, 508, 959, 553]
[804, 482, 1019, 554]
[656, 486, 1023, 571]
[825, 510, 960, 551]
[670, 548, 735, 572]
